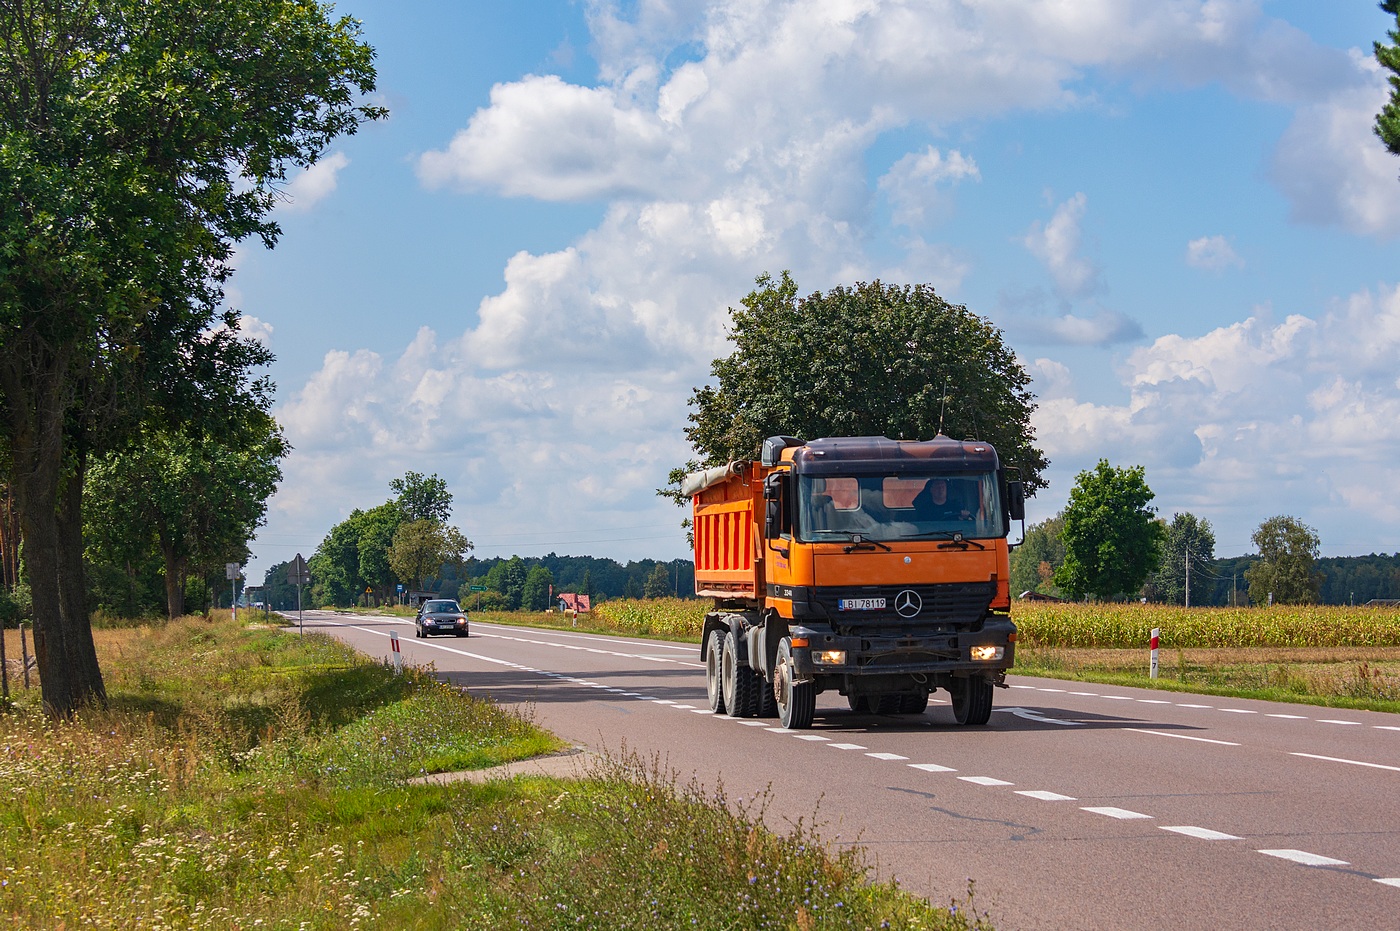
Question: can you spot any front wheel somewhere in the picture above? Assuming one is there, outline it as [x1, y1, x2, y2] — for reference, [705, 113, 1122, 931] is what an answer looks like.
[950, 677, 993, 726]
[775, 639, 815, 729]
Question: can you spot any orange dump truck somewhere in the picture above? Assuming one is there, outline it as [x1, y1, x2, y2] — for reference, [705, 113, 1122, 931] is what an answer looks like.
[683, 434, 1024, 729]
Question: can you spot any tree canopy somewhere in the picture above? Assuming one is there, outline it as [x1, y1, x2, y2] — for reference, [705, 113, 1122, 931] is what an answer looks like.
[85, 408, 287, 618]
[0, 0, 381, 716]
[1245, 515, 1322, 605]
[1009, 514, 1066, 599]
[1376, 1, 1400, 160]
[1147, 512, 1217, 606]
[673, 273, 1047, 496]
[1054, 460, 1164, 600]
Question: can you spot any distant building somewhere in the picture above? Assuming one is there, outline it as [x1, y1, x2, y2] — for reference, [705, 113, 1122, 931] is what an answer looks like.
[1018, 590, 1063, 602]
[557, 593, 591, 613]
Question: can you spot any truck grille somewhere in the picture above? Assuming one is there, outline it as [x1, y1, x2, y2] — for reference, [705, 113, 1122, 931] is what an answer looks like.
[807, 580, 995, 633]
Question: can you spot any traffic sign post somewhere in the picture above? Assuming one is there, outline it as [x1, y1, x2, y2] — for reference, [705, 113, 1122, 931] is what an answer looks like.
[226, 563, 240, 622]
[289, 554, 311, 634]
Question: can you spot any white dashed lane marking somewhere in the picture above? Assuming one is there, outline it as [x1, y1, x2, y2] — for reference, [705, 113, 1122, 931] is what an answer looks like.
[1291, 752, 1400, 773]
[959, 776, 1014, 786]
[1259, 849, 1349, 868]
[1016, 790, 1076, 801]
[1161, 826, 1241, 841]
[1082, 806, 1153, 820]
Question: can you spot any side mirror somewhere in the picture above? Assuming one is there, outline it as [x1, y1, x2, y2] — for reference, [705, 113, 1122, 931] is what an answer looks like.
[765, 498, 780, 538]
[1007, 481, 1025, 522]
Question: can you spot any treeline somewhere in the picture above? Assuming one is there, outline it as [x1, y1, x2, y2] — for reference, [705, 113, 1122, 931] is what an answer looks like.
[1012, 511, 1400, 606]
[1203, 554, 1400, 606]
[263, 472, 696, 611]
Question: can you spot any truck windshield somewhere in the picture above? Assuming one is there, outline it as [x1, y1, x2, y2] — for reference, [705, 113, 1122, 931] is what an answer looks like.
[796, 472, 1003, 543]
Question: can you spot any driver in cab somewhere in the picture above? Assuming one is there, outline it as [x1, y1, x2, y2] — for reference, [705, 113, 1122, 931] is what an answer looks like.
[912, 478, 970, 521]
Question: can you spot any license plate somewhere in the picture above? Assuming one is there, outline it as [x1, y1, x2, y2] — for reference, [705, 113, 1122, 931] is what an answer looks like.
[838, 597, 886, 611]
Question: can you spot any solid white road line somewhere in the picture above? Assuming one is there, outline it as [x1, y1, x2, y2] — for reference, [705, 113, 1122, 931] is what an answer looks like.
[1291, 752, 1400, 773]
[1125, 728, 1241, 746]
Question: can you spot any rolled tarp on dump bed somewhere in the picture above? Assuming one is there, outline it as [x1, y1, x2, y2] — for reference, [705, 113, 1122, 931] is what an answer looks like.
[680, 461, 749, 498]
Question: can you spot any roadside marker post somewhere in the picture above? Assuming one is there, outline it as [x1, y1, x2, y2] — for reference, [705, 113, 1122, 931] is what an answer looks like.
[1150, 627, 1160, 679]
[390, 630, 403, 673]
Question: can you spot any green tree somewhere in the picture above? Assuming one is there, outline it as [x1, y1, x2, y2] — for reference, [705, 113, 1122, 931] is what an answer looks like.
[1245, 515, 1322, 605]
[85, 411, 287, 619]
[1054, 461, 1164, 600]
[1376, 1, 1400, 160]
[522, 566, 554, 611]
[388, 519, 471, 592]
[486, 556, 528, 610]
[391, 471, 453, 524]
[355, 502, 403, 604]
[642, 563, 672, 598]
[0, 0, 381, 716]
[1147, 512, 1217, 606]
[309, 514, 366, 608]
[670, 273, 1047, 498]
[1009, 514, 1065, 598]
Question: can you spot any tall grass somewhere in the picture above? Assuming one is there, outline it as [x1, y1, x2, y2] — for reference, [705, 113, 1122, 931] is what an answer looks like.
[0, 614, 992, 929]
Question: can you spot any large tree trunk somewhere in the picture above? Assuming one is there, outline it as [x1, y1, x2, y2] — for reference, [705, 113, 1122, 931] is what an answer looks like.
[162, 541, 187, 620]
[2, 353, 107, 717]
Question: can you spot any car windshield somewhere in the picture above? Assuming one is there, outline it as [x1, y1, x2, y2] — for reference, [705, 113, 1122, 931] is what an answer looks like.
[796, 472, 1004, 543]
[423, 600, 461, 613]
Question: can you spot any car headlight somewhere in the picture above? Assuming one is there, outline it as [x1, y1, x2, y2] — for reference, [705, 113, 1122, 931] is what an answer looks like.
[970, 646, 1004, 661]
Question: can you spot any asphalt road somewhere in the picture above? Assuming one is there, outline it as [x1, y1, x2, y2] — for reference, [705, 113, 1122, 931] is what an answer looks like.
[291, 610, 1400, 931]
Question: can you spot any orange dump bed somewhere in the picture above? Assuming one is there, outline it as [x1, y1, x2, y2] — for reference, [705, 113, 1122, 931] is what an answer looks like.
[690, 466, 763, 600]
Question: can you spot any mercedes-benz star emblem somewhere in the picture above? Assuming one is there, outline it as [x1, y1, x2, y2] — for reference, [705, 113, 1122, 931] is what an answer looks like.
[894, 589, 922, 618]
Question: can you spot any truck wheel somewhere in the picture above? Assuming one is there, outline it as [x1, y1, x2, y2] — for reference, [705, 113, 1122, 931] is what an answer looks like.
[847, 695, 873, 714]
[898, 692, 930, 715]
[757, 672, 778, 718]
[775, 639, 815, 729]
[950, 677, 993, 725]
[706, 629, 727, 714]
[722, 630, 758, 718]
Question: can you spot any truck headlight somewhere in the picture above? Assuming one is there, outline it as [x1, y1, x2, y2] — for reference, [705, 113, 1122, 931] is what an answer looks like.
[815, 650, 847, 665]
[970, 646, 1004, 661]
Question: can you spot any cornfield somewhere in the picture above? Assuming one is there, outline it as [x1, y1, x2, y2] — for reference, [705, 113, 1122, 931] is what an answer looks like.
[1014, 602, 1400, 649]
[592, 598, 1400, 651]
[592, 598, 708, 639]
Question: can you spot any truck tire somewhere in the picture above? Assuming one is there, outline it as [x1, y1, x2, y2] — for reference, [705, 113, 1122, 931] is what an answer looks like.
[950, 677, 993, 725]
[898, 692, 930, 715]
[722, 630, 759, 718]
[757, 672, 778, 718]
[847, 695, 871, 714]
[705, 629, 726, 714]
[775, 639, 815, 729]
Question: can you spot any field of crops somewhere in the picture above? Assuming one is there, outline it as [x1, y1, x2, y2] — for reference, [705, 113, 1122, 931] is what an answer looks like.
[589, 598, 1400, 651]
[592, 598, 708, 639]
[1014, 602, 1400, 649]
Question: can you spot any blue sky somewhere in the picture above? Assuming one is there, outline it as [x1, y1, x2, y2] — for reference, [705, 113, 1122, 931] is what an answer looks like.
[235, 1, 1400, 585]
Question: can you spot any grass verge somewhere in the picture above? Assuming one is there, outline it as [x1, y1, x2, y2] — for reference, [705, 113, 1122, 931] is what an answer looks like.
[1, 613, 990, 929]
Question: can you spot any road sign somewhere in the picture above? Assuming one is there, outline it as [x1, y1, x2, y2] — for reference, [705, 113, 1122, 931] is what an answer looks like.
[288, 553, 310, 585]
[469, 585, 487, 592]
[226, 562, 240, 580]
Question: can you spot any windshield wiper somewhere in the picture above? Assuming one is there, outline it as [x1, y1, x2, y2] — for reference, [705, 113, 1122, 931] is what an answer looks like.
[899, 530, 987, 550]
[841, 533, 892, 553]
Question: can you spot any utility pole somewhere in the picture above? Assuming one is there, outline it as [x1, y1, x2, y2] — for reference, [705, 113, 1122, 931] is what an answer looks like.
[1185, 549, 1190, 608]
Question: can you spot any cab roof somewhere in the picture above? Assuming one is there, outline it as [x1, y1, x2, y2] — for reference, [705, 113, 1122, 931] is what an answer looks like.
[787, 435, 1001, 475]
